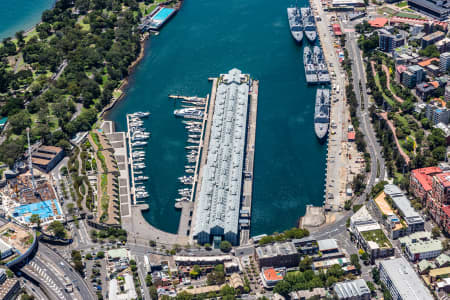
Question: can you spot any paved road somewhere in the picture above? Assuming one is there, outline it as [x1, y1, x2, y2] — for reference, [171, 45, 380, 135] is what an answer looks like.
[38, 244, 95, 300]
[346, 29, 385, 199]
[136, 255, 151, 300]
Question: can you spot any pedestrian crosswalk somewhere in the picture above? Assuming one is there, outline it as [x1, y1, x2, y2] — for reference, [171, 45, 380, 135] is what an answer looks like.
[27, 261, 65, 299]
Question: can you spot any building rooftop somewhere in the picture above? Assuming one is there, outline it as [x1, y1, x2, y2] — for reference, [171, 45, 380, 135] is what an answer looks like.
[423, 31, 445, 42]
[417, 82, 436, 92]
[418, 57, 440, 67]
[410, 0, 450, 15]
[418, 259, 436, 273]
[360, 229, 392, 248]
[411, 167, 442, 192]
[0, 277, 19, 300]
[193, 68, 250, 242]
[384, 185, 424, 226]
[435, 172, 450, 188]
[263, 268, 284, 282]
[350, 205, 375, 227]
[255, 242, 297, 259]
[0, 239, 12, 254]
[107, 248, 129, 260]
[429, 267, 450, 278]
[334, 279, 370, 299]
[407, 238, 442, 254]
[374, 191, 395, 216]
[408, 65, 423, 72]
[317, 239, 338, 252]
[396, 65, 408, 73]
[399, 231, 442, 254]
[436, 253, 450, 267]
[379, 257, 433, 299]
[369, 17, 388, 28]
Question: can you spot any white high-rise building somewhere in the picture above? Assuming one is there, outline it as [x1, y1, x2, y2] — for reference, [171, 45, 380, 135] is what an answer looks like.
[440, 52, 450, 73]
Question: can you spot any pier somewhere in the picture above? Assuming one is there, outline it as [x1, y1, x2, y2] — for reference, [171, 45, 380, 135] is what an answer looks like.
[240, 79, 259, 245]
[174, 92, 211, 238]
[189, 69, 258, 246]
[177, 79, 218, 240]
[126, 114, 137, 205]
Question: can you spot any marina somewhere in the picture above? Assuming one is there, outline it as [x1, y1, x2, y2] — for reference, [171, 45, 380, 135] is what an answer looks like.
[126, 112, 151, 204]
[108, 0, 326, 237]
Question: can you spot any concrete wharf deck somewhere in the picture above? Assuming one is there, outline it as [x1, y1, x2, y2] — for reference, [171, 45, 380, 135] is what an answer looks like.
[126, 114, 137, 205]
[189, 75, 258, 246]
[185, 78, 218, 243]
[240, 79, 259, 245]
[175, 91, 211, 238]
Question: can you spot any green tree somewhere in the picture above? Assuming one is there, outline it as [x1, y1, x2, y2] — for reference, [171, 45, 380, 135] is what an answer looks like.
[299, 255, 313, 271]
[48, 220, 66, 238]
[372, 268, 380, 284]
[419, 45, 440, 58]
[326, 276, 338, 287]
[432, 226, 441, 238]
[220, 241, 232, 253]
[149, 286, 158, 300]
[8, 111, 31, 135]
[350, 253, 361, 271]
[274, 280, 291, 297]
[29, 214, 41, 229]
[145, 274, 152, 287]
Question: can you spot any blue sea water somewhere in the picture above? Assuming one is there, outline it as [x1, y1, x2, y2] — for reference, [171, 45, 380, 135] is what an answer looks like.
[0, 0, 54, 40]
[108, 0, 327, 236]
[0, 0, 327, 237]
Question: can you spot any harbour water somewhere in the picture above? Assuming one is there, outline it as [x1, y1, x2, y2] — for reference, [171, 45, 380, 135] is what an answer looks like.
[3, 0, 327, 236]
[0, 0, 54, 40]
[108, 0, 327, 236]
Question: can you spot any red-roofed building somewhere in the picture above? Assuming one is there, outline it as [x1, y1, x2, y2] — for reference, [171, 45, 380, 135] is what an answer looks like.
[427, 173, 450, 225]
[430, 81, 439, 88]
[333, 24, 342, 36]
[410, 167, 442, 202]
[442, 206, 450, 235]
[347, 131, 355, 142]
[261, 267, 285, 288]
[418, 58, 440, 68]
[369, 18, 388, 28]
[432, 173, 450, 204]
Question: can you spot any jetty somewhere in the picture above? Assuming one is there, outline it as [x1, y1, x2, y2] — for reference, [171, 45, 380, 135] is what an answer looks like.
[240, 79, 259, 245]
[189, 69, 258, 246]
[126, 114, 138, 205]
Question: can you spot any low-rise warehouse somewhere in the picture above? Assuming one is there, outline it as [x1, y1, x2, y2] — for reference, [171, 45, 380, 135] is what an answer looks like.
[379, 257, 433, 300]
[255, 242, 299, 268]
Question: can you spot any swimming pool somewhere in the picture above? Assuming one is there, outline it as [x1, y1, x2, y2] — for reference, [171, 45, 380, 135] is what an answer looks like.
[13, 199, 62, 222]
[152, 7, 175, 21]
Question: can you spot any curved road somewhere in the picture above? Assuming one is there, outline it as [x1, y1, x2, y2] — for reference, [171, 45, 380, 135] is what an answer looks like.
[346, 29, 385, 198]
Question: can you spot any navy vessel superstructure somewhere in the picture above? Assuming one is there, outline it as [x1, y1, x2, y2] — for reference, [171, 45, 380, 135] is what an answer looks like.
[314, 89, 330, 141]
[287, 7, 303, 43]
[301, 7, 317, 43]
[303, 46, 318, 84]
[313, 46, 331, 84]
